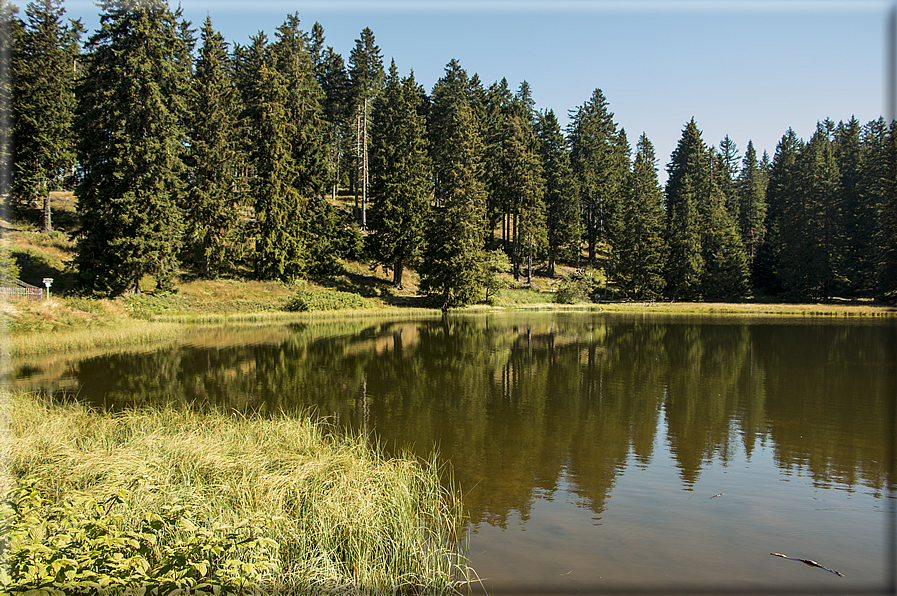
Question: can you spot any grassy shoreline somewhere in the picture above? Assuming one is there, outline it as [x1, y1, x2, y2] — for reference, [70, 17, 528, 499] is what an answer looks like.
[1, 390, 474, 594]
[4, 292, 895, 357]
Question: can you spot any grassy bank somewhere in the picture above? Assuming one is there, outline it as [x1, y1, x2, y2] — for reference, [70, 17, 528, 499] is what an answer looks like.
[1, 391, 473, 595]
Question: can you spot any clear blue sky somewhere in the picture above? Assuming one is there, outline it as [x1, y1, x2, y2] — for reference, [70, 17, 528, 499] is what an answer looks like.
[63, 0, 890, 182]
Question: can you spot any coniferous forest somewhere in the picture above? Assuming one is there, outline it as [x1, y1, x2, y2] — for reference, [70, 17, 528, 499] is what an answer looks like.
[4, 0, 897, 307]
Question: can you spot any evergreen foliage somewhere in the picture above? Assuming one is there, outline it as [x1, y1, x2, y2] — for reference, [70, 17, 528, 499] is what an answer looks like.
[703, 149, 749, 300]
[863, 118, 897, 300]
[420, 59, 488, 309]
[183, 16, 243, 279]
[0, 0, 19, 201]
[481, 77, 513, 248]
[754, 128, 802, 296]
[368, 60, 430, 288]
[535, 109, 578, 278]
[778, 124, 842, 300]
[880, 120, 897, 299]
[247, 60, 307, 282]
[615, 133, 666, 299]
[736, 140, 767, 271]
[311, 22, 350, 201]
[11, 0, 82, 228]
[568, 88, 626, 266]
[74, 0, 191, 296]
[833, 116, 872, 295]
[503, 113, 546, 283]
[347, 26, 383, 226]
[664, 119, 707, 300]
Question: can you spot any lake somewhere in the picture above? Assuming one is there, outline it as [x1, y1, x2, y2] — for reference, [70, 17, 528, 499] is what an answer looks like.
[7, 312, 896, 594]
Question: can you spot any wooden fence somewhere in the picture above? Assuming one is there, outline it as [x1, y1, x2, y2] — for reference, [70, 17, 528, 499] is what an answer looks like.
[0, 279, 43, 301]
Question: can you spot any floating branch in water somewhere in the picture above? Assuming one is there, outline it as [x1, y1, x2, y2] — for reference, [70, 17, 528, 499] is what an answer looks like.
[710, 493, 724, 499]
[770, 552, 844, 577]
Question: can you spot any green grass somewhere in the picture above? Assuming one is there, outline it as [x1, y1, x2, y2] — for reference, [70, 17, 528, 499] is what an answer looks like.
[1, 391, 475, 595]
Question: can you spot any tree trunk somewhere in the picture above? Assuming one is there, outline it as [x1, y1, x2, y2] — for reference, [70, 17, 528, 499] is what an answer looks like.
[512, 210, 519, 280]
[42, 188, 52, 234]
[361, 97, 368, 228]
[527, 250, 533, 285]
[393, 260, 404, 289]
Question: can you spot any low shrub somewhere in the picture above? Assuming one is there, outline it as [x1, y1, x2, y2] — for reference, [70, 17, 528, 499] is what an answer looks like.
[285, 287, 371, 312]
[554, 272, 598, 304]
[0, 476, 278, 595]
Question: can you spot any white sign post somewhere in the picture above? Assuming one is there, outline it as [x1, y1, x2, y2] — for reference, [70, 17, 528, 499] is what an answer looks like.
[42, 277, 53, 300]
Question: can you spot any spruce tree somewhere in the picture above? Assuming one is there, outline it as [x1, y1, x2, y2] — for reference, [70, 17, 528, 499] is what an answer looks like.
[754, 128, 802, 296]
[310, 22, 349, 201]
[11, 0, 82, 228]
[718, 135, 740, 218]
[184, 16, 242, 279]
[860, 117, 895, 300]
[504, 114, 546, 283]
[568, 88, 625, 266]
[703, 149, 749, 300]
[276, 16, 337, 275]
[347, 27, 383, 227]
[664, 119, 707, 300]
[249, 60, 306, 281]
[420, 59, 488, 308]
[75, 0, 191, 296]
[271, 14, 327, 202]
[833, 116, 870, 295]
[368, 60, 430, 288]
[535, 109, 578, 278]
[482, 77, 513, 248]
[615, 132, 666, 299]
[0, 0, 19, 201]
[736, 140, 767, 272]
[778, 124, 842, 300]
[880, 120, 897, 300]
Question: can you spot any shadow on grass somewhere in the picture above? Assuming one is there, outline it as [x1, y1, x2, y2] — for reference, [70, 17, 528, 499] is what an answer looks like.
[17, 205, 81, 235]
[381, 294, 434, 308]
[314, 268, 393, 299]
[13, 249, 77, 294]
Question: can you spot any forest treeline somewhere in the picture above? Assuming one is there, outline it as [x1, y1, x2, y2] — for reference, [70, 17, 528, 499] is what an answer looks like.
[4, 0, 897, 306]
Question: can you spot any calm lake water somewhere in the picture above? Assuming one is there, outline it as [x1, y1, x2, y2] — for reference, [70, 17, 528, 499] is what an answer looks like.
[8, 312, 897, 594]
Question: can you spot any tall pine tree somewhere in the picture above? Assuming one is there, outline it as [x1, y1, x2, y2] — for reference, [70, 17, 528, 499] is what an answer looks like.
[615, 132, 666, 299]
[778, 123, 842, 300]
[347, 27, 383, 227]
[368, 60, 430, 288]
[754, 128, 802, 296]
[12, 0, 82, 229]
[833, 116, 871, 295]
[703, 148, 749, 300]
[736, 140, 767, 273]
[664, 119, 707, 300]
[0, 0, 19, 202]
[75, 0, 190, 296]
[880, 120, 897, 300]
[535, 109, 578, 278]
[248, 59, 306, 281]
[421, 59, 488, 308]
[183, 16, 242, 279]
[504, 113, 546, 283]
[568, 88, 625, 266]
[860, 117, 895, 300]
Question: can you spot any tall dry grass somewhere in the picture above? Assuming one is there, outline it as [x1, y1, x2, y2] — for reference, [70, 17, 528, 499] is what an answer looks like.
[1, 391, 473, 594]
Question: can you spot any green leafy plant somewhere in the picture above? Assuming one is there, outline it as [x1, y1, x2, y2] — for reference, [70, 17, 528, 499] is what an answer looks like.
[554, 270, 599, 304]
[0, 476, 278, 595]
[285, 287, 372, 312]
